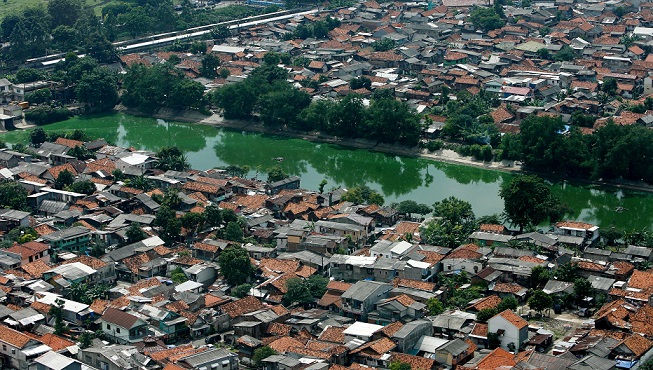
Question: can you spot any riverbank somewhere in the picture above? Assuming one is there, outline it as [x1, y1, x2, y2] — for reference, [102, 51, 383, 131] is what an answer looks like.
[122, 106, 653, 194]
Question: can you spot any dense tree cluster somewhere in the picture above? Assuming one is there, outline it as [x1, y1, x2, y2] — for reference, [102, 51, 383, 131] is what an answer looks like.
[0, 0, 263, 63]
[213, 64, 423, 146]
[499, 115, 653, 184]
[122, 63, 205, 112]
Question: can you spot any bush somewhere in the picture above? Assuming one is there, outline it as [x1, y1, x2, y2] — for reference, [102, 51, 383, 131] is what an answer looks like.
[25, 107, 72, 125]
[426, 140, 444, 152]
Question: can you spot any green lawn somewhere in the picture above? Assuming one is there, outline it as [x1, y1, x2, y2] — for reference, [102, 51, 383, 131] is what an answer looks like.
[0, 0, 48, 21]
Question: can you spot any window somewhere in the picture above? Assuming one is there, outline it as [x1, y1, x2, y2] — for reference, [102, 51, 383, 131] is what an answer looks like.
[116, 328, 121, 333]
[11, 349, 15, 355]
[2, 345, 5, 351]
[106, 324, 111, 330]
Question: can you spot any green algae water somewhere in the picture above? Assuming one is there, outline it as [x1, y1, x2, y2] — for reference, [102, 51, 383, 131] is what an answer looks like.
[2, 113, 652, 230]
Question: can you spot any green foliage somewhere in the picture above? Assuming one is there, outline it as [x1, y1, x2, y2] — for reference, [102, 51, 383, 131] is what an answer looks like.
[530, 265, 550, 288]
[267, 165, 288, 183]
[283, 275, 328, 306]
[392, 200, 432, 217]
[389, 361, 411, 370]
[421, 196, 476, 247]
[497, 296, 519, 312]
[573, 277, 594, 304]
[55, 169, 75, 190]
[154, 205, 181, 244]
[553, 45, 575, 61]
[499, 175, 563, 231]
[350, 76, 371, 90]
[78, 332, 94, 348]
[181, 212, 206, 234]
[427, 297, 445, 315]
[30, 128, 47, 146]
[470, 6, 505, 31]
[24, 88, 51, 105]
[65, 282, 109, 304]
[69, 180, 96, 195]
[232, 283, 252, 298]
[201, 54, 221, 78]
[318, 179, 328, 193]
[0, 182, 28, 210]
[156, 146, 190, 171]
[25, 107, 72, 125]
[528, 290, 553, 315]
[372, 38, 395, 51]
[476, 307, 498, 322]
[555, 262, 579, 282]
[75, 67, 119, 112]
[253, 346, 277, 367]
[224, 221, 243, 242]
[218, 246, 255, 285]
[341, 185, 384, 206]
[13, 68, 45, 83]
[122, 63, 205, 112]
[258, 84, 312, 128]
[67, 145, 96, 160]
[50, 300, 68, 335]
[125, 223, 147, 244]
[488, 332, 501, 349]
[171, 267, 188, 284]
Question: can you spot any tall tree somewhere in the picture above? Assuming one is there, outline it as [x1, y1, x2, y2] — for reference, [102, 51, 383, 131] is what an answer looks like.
[48, 0, 83, 28]
[499, 175, 563, 231]
[55, 170, 75, 190]
[218, 247, 255, 285]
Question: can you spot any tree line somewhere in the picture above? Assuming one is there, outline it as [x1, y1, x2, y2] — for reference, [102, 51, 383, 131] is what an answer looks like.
[499, 115, 653, 184]
[212, 63, 423, 146]
[0, 0, 263, 64]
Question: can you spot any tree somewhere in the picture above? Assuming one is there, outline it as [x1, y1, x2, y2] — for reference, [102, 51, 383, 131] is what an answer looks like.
[83, 32, 118, 63]
[204, 204, 223, 227]
[341, 185, 384, 205]
[0, 182, 28, 210]
[125, 223, 147, 244]
[171, 267, 188, 284]
[258, 84, 311, 128]
[536, 48, 551, 60]
[263, 51, 281, 65]
[530, 265, 550, 288]
[602, 78, 618, 96]
[372, 38, 395, 51]
[499, 175, 563, 231]
[218, 247, 255, 285]
[365, 97, 422, 145]
[25, 88, 52, 105]
[573, 278, 594, 305]
[350, 76, 371, 90]
[553, 45, 575, 61]
[267, 165, 288, 183]
[555, 262, 579, 282]
[389, 361, 411, 370]
[224, 221, 243, 242]
[30, 128, 47, 146]
[211, 25, 231, 40]
[154, 205, 181, 244]
[422, 196, 476, 247]
[497, 296, 519, 312]
[168, 79, 205, 109]
[201, 54, 221, 78]
[156, 146, 190, 171]
[427, 297, 445, 315]
[476, 308, 499, 322]
[50, 300, 67, 335]
[55, 170, 75, 190]
[232, 283, 252, 298]
[48, 0, 82, 28]
[470, 7, 505, 31]
[75, 67, 119, 112]
[318, 179, 328, 193]
[528, 290, 553, 316]
[69, 180, 96, 195]
[283, 277, 314, 306]
[253, 346, 277, 367]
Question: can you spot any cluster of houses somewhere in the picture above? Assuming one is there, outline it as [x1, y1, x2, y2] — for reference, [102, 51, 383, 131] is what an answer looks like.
[112, 0, 653, 133]
[0, 133, 652, 370]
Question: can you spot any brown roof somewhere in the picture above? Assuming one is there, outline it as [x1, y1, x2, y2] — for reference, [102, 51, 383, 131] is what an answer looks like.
[390, 352, 435, 370]
[0, 324, 32, 348]
[380, 321, 404, 337]
[38, 333, 75, 351]
[468, 295, 502, 311]
[326, 280, 352, 292]
[350, 337, 396, 358]
[21, 260, 51, 278]
[7, 241, 49, 258]
[392, 278, 436, 292]
[101, 308, 142, 329]
[493, 282, 526, 293]
[628, 270, 653, 290]
[319, 325, 346, 343]
[620, 333, 652, 356]
[497, 309, 528, 329]
[221, 296, 264, 318]
[90, 299, 109, 315]
[269, 337, 305, 353]
[267, 322, 292, 336]
[459, 347, 515, 370]
[54, 137, 83, 149]
[471, 322, 488, 338]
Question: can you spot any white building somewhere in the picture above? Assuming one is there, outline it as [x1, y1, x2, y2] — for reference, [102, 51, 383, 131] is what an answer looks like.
[487, 310, 528, 351]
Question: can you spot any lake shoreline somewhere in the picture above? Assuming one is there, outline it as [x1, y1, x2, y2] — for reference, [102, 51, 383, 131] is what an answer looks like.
[120, 106, 653, 196]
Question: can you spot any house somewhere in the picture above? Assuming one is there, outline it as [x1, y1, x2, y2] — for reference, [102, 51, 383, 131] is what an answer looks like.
[178, 348, 239, 370]
[487, 309, 529, 351]
[435, 338, 474, 367]
[40, 226, 92, 254]
[0, 209, 31, 231]
[340, 281, 393, 321]
[35, 292, 93, 325]
[100, 308, 149, 344]
[0, 324, 51, 370]
[431, 310, 476, 339]
[553, 221, 600, 246]
[391, 320, 432, 353]
[78, 344, 151, 370]
[34, 351, 86, 370]
[7, 241, 50, 266]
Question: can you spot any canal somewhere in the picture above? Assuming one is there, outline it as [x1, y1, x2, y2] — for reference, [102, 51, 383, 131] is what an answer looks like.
[2, 113, 651, 230]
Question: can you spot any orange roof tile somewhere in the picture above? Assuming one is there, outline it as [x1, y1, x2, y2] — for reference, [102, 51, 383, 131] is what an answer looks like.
[497, 309, 528, 329]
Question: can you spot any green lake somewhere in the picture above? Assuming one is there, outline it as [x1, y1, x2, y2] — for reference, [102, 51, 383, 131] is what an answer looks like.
[2, 113, 651, 230]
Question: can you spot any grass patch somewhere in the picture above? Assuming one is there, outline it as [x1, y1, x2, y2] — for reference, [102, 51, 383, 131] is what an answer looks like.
[0, 0, 48, 21]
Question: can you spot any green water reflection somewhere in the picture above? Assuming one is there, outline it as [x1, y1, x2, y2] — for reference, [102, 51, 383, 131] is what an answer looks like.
[2, 113, 651, 230]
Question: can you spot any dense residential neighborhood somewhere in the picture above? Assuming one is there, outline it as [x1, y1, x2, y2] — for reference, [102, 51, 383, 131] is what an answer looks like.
[2, 0, 653, 369]
[0, 131, 651, 370]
